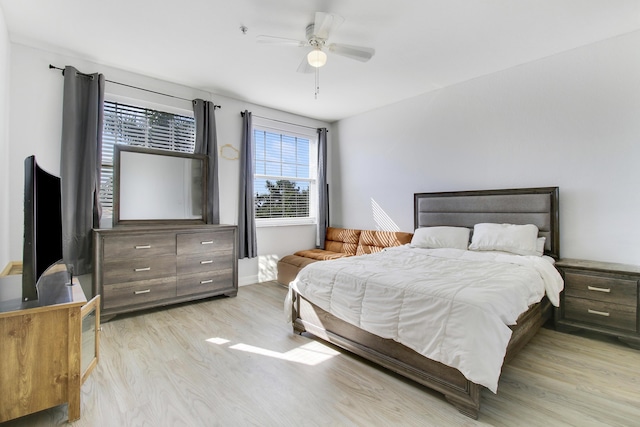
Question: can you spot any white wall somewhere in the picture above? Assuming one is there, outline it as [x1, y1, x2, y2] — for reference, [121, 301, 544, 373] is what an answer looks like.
[5, 42, 329, 284]
[0, 6, 10, 270]
[333, 31, 640, 266]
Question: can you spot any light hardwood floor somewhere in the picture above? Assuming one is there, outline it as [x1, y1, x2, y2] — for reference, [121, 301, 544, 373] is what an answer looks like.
[4, 282, 640, 426]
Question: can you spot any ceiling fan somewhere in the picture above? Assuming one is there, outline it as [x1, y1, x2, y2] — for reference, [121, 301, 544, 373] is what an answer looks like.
[256, 12, 376, 74]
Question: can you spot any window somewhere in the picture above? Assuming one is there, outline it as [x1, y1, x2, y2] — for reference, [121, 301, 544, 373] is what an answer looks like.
[100, 101, 196, 220]
[253, 124, 317, 226]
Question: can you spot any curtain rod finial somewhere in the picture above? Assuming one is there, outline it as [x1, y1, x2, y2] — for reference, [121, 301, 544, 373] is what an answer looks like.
[49, 64, 65, 75]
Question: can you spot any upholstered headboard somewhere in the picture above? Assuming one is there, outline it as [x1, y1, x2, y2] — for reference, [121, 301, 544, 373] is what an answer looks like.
[414, 187, 559, 259]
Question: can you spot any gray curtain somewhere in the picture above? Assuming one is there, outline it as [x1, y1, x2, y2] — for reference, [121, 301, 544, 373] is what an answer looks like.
[193, 99, 220, 224]
[317, 128, 329, 248]
[60, 66, 104, 275]
[238, 110, 257, 259]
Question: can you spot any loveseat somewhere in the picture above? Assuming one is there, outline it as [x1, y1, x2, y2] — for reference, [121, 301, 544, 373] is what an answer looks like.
[277, 227, 413, 285]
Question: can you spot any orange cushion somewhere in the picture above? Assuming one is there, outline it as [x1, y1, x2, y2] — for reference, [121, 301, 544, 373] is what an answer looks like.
[356, 230, 414, 255]
[324, 227, 361, 256]
[294, 249, 351, 260]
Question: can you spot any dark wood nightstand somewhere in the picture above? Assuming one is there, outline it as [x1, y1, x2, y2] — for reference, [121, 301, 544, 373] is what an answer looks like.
[555, 258, 640, 349]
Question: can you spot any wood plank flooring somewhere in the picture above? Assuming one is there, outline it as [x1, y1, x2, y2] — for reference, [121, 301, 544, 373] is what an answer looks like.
[3, 282, 639, 426]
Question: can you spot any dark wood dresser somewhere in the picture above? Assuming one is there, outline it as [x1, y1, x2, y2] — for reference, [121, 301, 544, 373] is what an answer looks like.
[555, 258, 640, 349]
[93, 224, 237, 319]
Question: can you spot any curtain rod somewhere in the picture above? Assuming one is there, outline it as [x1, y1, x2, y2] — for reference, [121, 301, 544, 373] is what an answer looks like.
[49, 64, 221, 109]
[241, 112, 326, 131]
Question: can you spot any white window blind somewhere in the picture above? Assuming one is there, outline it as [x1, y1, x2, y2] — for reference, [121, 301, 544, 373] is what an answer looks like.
[100, 101, 196, 219]
[253, 127, 317, 224]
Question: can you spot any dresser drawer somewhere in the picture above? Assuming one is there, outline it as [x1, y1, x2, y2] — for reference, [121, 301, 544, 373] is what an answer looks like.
[103, 233, 176, 259]
[103, 255, 176, 285]
[564, 296, 637, 332]
[177, 269, 234, 297]
[102, 277, 177, 310]
[177, 251, 234, 275]
[177, 230, 235, 255]
[564, 271, 637, 306]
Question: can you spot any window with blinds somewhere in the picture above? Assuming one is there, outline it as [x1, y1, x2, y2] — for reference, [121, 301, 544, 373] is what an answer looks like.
[100, 101, 196, 219]
[253, 127, 317, 225]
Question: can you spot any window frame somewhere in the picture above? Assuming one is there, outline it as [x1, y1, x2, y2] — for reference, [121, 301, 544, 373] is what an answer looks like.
[252, 119, 318, 227]
[99, 95, 196, 225]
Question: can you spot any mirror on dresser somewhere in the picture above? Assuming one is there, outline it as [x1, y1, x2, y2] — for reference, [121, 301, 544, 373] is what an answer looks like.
[113, 144, 208, 226]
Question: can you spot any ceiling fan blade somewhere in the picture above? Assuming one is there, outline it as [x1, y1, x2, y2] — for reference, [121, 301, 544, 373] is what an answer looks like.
[313, 12, 344, 40]
[256, 35, 306, 47]
[328, 43, 375, 62]
[296, 53, 315, 74]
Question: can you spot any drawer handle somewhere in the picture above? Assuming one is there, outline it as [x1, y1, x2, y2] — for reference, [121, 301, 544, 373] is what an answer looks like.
[587, 286, 611, 293]
[201, 241, 214, 245]
[134, 267, 151, 272]
[200, 279, 213, 284]
[134, 289, 151, 295]
[200, 260, 213, 265]
[587, 309, 610, 317]
[135, 245, 151, 249]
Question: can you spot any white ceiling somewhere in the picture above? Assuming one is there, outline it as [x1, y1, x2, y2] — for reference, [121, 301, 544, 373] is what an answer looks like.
[2, 0, 640, 122]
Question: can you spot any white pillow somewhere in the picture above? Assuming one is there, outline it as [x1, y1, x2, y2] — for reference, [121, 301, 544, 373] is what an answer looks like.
[411, 226, 470, 250]
[535, 236, 546, 256]
[468, 223, 540, 256]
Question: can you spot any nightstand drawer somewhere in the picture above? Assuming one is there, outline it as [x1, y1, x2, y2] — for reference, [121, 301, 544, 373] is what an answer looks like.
[564, 296, 637, 332]
[564, 271, 637, 307]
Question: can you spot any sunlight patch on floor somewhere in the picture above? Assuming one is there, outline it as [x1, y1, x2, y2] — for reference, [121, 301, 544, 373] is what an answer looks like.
[207, 337, 339, 365]
[206, 337, 230, 345]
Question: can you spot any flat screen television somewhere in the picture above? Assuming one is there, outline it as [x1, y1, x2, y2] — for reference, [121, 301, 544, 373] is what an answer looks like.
[22, 155, 63, 301]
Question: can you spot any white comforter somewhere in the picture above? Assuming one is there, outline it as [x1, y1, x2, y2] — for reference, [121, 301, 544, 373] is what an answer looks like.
[288, 245, 564, 393]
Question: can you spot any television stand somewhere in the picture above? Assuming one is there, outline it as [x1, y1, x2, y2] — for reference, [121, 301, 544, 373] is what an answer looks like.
[0, 263, 100, 423]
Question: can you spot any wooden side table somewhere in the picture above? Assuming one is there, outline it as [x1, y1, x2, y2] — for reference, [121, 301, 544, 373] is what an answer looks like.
[0, 263, 100, 422]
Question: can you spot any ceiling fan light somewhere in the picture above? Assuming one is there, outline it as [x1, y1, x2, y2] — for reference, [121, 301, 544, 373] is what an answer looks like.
[307, 49, 327, 68]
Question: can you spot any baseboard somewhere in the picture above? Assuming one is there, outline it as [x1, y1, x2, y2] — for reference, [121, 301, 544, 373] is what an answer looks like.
[1, 261, 22, 277]
[239, 274, 259, 287]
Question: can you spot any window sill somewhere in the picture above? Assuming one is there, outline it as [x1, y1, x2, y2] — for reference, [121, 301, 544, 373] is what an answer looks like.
[256, 218, 317, 228]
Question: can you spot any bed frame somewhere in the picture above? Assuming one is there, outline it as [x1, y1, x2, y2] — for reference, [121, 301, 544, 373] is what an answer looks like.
[291, 187, 559, 419]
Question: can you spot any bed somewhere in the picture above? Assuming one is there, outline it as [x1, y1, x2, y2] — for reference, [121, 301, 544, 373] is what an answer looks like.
[287, 187, 561, 419]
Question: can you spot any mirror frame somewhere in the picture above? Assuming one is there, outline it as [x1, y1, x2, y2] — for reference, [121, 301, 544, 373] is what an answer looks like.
[113, 145, 208, 226]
